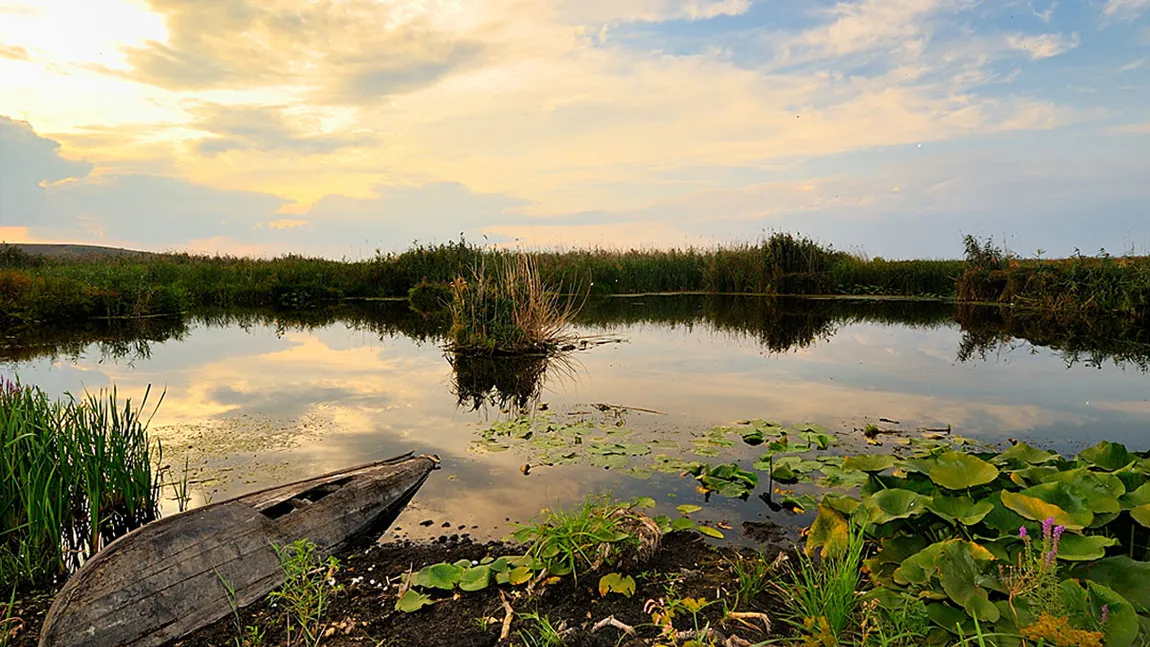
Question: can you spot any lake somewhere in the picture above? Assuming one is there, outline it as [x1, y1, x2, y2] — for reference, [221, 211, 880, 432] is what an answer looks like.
[3, 296, 1148, 546]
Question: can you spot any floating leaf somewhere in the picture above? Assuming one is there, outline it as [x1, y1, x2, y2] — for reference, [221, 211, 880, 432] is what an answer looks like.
[670, 517, 697, 531]
[459, 565, 491, 591]
[936, 540, 1000, 623]
[1070, 556, 1150, 611]
[395, 589, 433, 613]
[633, 496, 656, 508]
[1042, 467, 1123, 514]
[1131, 504, 1150, 527]
[696, 525, 724, 539]
[508, 566, 533, 585]
[1060, 580, 1140, 647]
[598, 573, 636, 597]
[842, 454, 896, 473]
[676, 504, 702, 514]
[993, 442, 1058, 466]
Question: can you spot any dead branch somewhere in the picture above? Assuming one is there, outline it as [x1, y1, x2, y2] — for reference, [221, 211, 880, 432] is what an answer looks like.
[591, 615, 636, 636]
[499, 590, 515, 642]
[725, 611, 772, 634]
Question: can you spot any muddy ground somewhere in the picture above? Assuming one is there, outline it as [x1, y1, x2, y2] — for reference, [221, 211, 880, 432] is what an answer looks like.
[6, 525, 795, 647]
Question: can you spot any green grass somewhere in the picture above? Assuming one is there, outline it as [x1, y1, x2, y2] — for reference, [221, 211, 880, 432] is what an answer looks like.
[268, 539, 342, 647]
[727, 551, 775, 611]
[779, 520, 868, 643]
[516, 612, 567, 647]
[0, 378, 161, 588]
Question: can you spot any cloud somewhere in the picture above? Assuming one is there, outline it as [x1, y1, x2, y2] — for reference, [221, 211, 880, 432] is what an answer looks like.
[0, 116, 92, 224]
[0, 43, 28, 60]
[190, 103, 380, 155]
[557, 0, 752, 24]
[1005, 32, 1080, 61]
[1103, 0, 1150, 20]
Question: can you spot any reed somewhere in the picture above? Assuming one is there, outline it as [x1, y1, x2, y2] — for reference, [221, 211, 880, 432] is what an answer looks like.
[447, 251, 585, 355]
[0, 378, 161, 588]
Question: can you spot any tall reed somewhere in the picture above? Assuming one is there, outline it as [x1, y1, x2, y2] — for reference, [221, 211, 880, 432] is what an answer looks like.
[0, 378, 161, 587]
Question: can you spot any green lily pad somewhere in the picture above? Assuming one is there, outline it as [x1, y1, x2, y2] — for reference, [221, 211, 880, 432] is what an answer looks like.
[896, 541, 944, 585]
[1076, 440, 1133, 471]
[993, 442, 1058, 466]
[676, 504, 702, 514]
[1119, 482, 1150, 508]
[936, 540, 1001, 622]
[1060, 579, 1140, 647]
[1070, 556, 1150, 611]
[805, 504, 849, 559]
[670, 517, 696, 531]
[842, 454, 896, 473]
[697, 525, 724, 539]
[859, 488, 930, 525]
[925, 495, 994, 526]
[1042, 467, 1123, 513]
[1055, 534, 1118, 561]
[1001, 482, 1094, 530]
[598, 573, 636, 597]
[907, 451, 999, 490]
[1131, 504, 1150, 527]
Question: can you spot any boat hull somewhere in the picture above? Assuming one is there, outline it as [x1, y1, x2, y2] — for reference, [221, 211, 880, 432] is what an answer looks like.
[39, 453, 438, 647]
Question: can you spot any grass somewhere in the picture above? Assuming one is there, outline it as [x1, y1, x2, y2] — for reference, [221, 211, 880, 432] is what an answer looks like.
[447, 251, 585, 355]
[268, 539, 343, 647]
[779, 520, 868, 644]
[0, 377, 161, 588]
[516, 612, 567, 647]
[727, 551, 775, 611]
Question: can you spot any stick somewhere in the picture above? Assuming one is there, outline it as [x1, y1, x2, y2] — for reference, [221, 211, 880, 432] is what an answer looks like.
[725, 611, 772, 634]
[591, 615, 636, 635]
[590, 402, 668, 415]
[499, 591, 514, 642]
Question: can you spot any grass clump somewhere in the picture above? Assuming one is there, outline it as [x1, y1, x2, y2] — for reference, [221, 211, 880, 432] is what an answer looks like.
[268, 538, 342, 647]
[0, 377, 161, 588]
[781, 520, 868, 645]
[447, 251, 584, 355]
[516, 612, 568, 647]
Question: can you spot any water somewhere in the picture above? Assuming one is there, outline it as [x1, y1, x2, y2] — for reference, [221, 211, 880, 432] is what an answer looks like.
[3, 297, 1148, 545]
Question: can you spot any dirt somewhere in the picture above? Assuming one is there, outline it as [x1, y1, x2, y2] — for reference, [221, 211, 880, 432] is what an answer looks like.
[5, 527, 794, 647]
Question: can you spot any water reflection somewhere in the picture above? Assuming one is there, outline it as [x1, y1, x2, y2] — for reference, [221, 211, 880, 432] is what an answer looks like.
[3, 296, 1149, 545]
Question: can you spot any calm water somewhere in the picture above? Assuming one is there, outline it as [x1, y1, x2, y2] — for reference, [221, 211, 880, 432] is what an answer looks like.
[3, 297, 1148, 545]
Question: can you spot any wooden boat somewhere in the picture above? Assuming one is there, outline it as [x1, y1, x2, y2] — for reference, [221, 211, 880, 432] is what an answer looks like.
[39, 452, 440, 647]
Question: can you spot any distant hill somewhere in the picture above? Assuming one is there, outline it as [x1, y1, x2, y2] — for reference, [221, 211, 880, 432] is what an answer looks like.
[3, 243, 155, 260]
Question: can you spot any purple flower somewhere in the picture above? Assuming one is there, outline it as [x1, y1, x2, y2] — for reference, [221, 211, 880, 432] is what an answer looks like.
[1018, 526, 1028, 540]
[1101, 605, 1110, 624]
[1052, 525, 1065, 553]
[1044, 549, 1056, 568]
[1042, 516, 1055, 539]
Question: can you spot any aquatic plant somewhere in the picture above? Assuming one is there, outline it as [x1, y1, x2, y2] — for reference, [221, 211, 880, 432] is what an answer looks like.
[0, 379, 161, 587]
[268, 538, 342, 647]
[446, 251, 586, 355]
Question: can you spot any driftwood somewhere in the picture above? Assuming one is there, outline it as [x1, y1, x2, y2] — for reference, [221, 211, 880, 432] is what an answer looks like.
[39, 453, 439, 647]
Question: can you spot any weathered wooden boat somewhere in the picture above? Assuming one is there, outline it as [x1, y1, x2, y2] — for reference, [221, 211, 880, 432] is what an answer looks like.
[39, 452, 440, 647]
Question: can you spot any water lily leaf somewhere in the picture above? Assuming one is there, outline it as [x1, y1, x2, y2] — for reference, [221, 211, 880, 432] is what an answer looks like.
[696, 525, 724, 539]
[588, 443, 628, 455]
[821, 493, 861, 516]
[598, 573, 636, 597]
[842, 454, 896, 473]
[395, 589, 434, 612]
[1001, 482, 1093, 530]
[1042, 467, 1123, 513]
[670, 517, 697, 531]
[1060, 580, 1140, 647]
[677, 504, 702, 514]
[1131, 504, 1150, 527]
[993, 442, 1058, 466]
[1077, 441, 1133, 471]
[909, 451, 999, 490]
[936, 540, 1001, 623]
[859, 488, 930, 525]
[817, 464, 870, 489]
[925, 495, 994, 526]
[1119, 482, 1150, 509]
[1070, 556, 1150, 611]
[805, 504, 849, 559]
[780, 493, 818, 513]
[649, 439, 681, 451]
[459, 565, 491, 591]
[980, 491, 1031, 536]
[590, 453, 629, 469]
[798, 430, 837, 450]
[896, 542, 944, 585]
[632, 496, 656, 508]
[1009, 465, 1062, 488]
[508, 566, 533, 585]
[412, 563, 464, 590]
[1055, 534, 1118, 561]
[925, 602, 969, 634]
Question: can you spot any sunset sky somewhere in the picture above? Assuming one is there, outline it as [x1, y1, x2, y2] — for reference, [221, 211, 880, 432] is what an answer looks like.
[1, 0, 1148, 259]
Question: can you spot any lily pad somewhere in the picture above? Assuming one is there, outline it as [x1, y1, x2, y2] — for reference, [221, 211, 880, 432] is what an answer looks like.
[859, 488, 930, 525]
[805, 504, 849, 559]
[925, 495, 994, 526]
[1076, 441, 1133, 471]
[993, 442, 1058, 466]
[907, 451, 999, 490]
[1131, 504, 1150, 527]
[412, 563, 464, 590]
[936, 540, 1000, 622]
[696, 525, 724, 539]
[395, 589, 433, 612]
[842, 454, 896, 473]
[459, 565, 491, 591]
[598, 573, 636, 597]
[1001, 482, 1093, 530]
[1054, 534, 1118, 561]
[1070, 556, 1150, 611]
[676, 504, 702, 514]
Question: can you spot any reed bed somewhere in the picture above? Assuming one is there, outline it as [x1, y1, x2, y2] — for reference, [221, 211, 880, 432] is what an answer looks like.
[0, 378, 161, 588]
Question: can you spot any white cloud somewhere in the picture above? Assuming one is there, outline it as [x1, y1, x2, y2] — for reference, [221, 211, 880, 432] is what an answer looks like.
[1005, 32, 1080, 61]
[1103, 0, 1150, 20]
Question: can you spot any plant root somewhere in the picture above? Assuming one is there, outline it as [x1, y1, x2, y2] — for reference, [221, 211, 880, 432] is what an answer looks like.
[591, 615, 636, 636]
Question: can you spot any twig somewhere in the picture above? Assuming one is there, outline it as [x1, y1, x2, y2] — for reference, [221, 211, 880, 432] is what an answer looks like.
[724, 636, 753, 647]
[499, 590, 514, 642]
[589, 402, 668, 415]
[591, 615, 636, 635]
[725, 611, 772, 634]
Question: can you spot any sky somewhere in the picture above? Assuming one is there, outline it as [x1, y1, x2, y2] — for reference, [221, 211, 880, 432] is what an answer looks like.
[0, 0, 1148, 260]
